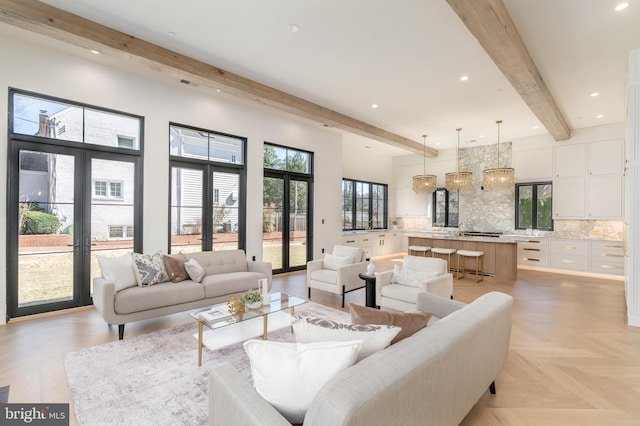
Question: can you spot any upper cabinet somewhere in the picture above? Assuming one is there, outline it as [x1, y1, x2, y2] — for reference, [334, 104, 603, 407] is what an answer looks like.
[515, 147, 553, 181]
[553, 139, 624, 219]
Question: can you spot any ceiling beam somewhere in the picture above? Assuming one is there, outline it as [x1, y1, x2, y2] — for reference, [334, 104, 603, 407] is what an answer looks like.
[446, 0, 571, 141]
[0, 0, 436, 156]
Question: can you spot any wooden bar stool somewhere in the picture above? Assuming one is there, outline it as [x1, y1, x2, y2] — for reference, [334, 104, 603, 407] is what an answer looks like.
[408, 245, 431, 256]
[431, 247, 456, 272]
[456, 250, 484, 282]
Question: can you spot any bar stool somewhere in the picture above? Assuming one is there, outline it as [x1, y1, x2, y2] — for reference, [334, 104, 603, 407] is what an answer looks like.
[431, 247, 456, 272]
[408, 245, 430, 256]
[456, 250, 484, 282]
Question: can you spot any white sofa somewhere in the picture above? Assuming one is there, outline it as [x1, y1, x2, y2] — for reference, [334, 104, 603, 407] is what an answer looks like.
[208, 291, 513, 425]
[93, 249, 271, 339]
[307, 245, 368, 307]
[375, 255, 454, 311]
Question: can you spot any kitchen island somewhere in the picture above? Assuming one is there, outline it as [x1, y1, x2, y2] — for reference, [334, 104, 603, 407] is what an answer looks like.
[407, 233, 517, 280]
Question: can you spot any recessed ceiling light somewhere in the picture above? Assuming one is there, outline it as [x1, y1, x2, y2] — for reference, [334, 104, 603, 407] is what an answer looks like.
[371, 104, 378, 109]
[615, 2, 629, 11]
[460, 75, 469, 81]
[216, 89, 221, 93]
[596, 114, 604, 118]
[90, 49, 100, 55]
[435, 142, 441, 146]
[533, 125, 539, 129]
[479, 135, 484, 139]
[289, 24, 300, 33]
[590, 92, 599, 97]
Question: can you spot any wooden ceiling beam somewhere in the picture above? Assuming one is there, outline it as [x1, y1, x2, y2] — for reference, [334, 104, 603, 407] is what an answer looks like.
[0, 0, 436, 156]
[446, 0, 571, 141]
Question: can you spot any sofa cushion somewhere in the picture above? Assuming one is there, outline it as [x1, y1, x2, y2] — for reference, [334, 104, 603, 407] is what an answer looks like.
[186, 250, 248, 276]
[97, 252, 137, 292]
[349, 303, 433, 344]
[114, 281, 205, 314]
[323, 253, 353, 271]
[392, 264, 439, 288]
[243, 339, 361, 424]
[132, 252, 170, 286]
[163, 253, 189, 283]
[309, 269, 337, 284]
[292, 316, 400, 360]
[201, 272, 265, 299]
[184, 258, 205, 283]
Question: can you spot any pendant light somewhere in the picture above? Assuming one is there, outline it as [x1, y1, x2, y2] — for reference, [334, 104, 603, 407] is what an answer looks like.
[482, 120, 514, 191]
[412, 134, 437, 194]
[445, 127, 473, 191]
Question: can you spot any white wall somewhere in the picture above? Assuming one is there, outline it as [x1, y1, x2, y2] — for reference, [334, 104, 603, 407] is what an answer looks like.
[0, 32, 344, 324]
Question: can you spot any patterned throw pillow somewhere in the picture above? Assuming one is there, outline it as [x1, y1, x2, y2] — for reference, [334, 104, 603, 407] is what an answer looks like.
[292, 316, 400, 360]
[349, 303, 433, 344]
[392, 264, 439, 288]
[132, 252, 170, 286]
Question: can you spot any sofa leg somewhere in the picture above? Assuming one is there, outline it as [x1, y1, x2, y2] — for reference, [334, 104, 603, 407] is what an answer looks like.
[489, 381, 496, 395]
[118, 324, 125, 340]
[450, 295, 454, 300]
[342, 285, 346, 308]
[308, 287, 311, 299]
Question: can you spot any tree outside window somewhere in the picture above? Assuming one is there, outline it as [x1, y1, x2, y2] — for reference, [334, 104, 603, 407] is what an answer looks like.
[516, 182, 553, 230]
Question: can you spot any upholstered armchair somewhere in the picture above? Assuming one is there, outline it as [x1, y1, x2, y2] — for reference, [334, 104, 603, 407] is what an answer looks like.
[375, 255, 453, 312]
[307, 245, 368, 307]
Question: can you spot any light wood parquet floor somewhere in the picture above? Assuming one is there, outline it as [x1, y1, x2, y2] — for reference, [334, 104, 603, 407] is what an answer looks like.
[1, 255, 639, 425]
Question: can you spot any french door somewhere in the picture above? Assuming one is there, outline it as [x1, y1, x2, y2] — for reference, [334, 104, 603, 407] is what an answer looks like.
[7, 141, 141, 317]
[169, 161, 243, 253]
[262, 174, 312, 273]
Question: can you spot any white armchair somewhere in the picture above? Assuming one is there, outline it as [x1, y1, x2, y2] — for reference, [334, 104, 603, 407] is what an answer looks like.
[307, 245, 368, 307]
[375, 255, 454, 312]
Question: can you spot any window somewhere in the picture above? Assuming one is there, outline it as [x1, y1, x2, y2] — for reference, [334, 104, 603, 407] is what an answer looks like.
[342, 179, 388, 231]
[516, 182, 553, 230]
[109, 225, 133, 238]
[169, 124, 244, 164]
[263, 145, 311, 173]
[117, 136, 134, 148]
[20, 151, 49, 172]
[432, 188, 459, 227]
[214, 188, 220, 203]
[94, 180, 123, 199]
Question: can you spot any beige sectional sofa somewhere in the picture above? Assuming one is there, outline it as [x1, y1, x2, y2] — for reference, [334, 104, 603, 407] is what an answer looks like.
[93, 250, 272, 339]
[208, 291, 513, 425]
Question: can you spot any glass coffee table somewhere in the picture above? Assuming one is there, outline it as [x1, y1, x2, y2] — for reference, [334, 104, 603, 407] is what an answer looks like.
[189, 292, 306, 366]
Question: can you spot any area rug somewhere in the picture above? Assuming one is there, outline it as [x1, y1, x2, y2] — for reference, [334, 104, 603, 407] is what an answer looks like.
[0, 385, 9, 403]
[64, 303, 349, 426]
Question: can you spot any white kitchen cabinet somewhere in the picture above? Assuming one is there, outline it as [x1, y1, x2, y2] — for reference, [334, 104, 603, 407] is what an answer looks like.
[515, 147, 553, 181]
[588, 139, 623, 175]
[549, 239, 589, 271]
[516, 238, 549, 267]
[555, 144, 586, 177]
[553, 177, 586, 218]
[590, 240, 624, 276]
[587, 175, 623, 218]
[371, 232, 403, 257]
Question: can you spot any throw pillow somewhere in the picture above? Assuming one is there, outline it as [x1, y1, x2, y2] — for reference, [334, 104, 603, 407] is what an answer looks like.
[333, 245, 364, 263]
[349, 303, 433, 344]
[392, 264, 439, 288]
[292, 316, 400, 360]
[162, 253, 189, 283]
[97, 252, 137, 292]
[323, 253, 353, 271]
[184, 258, 205, 283]
[243, 339, 361, 424]
[132, 252, 170, 287]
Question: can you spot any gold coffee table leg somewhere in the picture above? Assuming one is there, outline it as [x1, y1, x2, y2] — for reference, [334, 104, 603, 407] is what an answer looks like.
[263, 315, 268, 340]
[198, 322, 203, 367]
[290, 306, 295, 333]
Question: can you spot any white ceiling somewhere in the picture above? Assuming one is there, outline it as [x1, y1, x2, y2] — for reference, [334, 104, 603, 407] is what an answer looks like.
[27, 0, 640, 154]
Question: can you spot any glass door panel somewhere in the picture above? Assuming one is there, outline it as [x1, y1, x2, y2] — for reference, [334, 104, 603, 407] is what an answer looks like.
[212, 171, 239, 250]
[17, 151, 75, 307]
[90, 159, 136, 293]
[170, 166, 204, 253]
[263, 177, 284, 270]
[289, 180, 308, 268]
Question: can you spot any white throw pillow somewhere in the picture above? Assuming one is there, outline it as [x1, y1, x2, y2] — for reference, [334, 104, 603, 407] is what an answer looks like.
[392, 264, 439, 288]
[323, 253, 353, 270]
[184, 258, 205, 283]
[292, 316, 400, 360]
[132, 252, 170, 286]
[243, 339, 361, 424]
[97, 253, 137, 292]
[333, 245, 363, 263]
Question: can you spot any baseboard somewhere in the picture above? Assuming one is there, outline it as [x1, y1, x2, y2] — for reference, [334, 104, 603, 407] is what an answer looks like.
[517, 265, 624, 281]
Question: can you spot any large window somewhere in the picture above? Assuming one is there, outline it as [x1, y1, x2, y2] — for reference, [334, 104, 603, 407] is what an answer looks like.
[516, 182, 553, 230]
[342, 179, 387, 231]
[432, 188, 459, 227]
